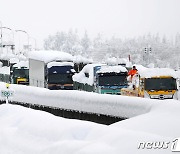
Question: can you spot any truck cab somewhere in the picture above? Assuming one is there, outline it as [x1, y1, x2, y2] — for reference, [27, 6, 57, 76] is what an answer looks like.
[94, 66, 128, 95]
[121, 67, 179, 100]
[46, 61, 75, 90]
[10, 61, 29, 85]
[73, 64, 128, 95]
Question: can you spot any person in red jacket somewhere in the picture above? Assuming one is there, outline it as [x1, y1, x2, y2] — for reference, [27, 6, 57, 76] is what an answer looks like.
[128, 66, 138, 80]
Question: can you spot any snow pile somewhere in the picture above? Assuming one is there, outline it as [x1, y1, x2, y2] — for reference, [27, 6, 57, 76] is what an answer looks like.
[73, 55, 93, 64]
[138, 68, 178, 78]
[9, 58, 19, 64]
[1, 93, 180, 153]
[28, 50, 73, 63]
[97, 65, 127, 73]
[0, 82, 155, 118]
[134, 64, 147, 72]
[73, 64, 103, 86]
[0, 66, 10, 75]
[13, 61, 29, 69]
[47, 62, 74, 68]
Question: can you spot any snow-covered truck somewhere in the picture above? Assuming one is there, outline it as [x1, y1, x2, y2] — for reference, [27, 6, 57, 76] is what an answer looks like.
[10, 61, 29, 85]
[73, 55, 93, 73]
[121, 67, 179, 100]
[29, 50, 75, 90]
[73, 64, 128, 94]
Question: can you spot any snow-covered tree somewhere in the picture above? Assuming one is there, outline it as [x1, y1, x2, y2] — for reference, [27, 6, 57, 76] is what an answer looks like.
[80, 30, 91, 55]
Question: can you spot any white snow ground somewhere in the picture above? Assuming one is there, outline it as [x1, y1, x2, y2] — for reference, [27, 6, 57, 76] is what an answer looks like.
[0, 82, 180, 153]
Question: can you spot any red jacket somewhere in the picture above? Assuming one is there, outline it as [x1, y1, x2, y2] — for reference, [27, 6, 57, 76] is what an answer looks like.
[128, 69, 137, 77]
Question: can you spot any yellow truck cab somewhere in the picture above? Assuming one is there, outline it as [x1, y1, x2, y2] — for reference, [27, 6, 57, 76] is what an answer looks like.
[121, 67, 179, 100]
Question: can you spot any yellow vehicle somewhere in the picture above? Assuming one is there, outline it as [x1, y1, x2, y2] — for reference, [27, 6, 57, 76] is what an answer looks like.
[121, 68, 179, 100]
[16, 78, 29, 85]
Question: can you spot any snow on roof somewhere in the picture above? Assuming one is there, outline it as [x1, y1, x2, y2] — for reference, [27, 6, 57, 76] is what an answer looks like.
[28, 50, 74, 63]
[0, 66, 10, 74]
[13, 61, 29, 69]
[73, 63, 103, 85]
[106, 57, 132, 67]
[18, 54, 27, 61]
[0, 52, 17, 60]
[73, 55, 93, 64]
[106, 57, 118, 65]
[97, 65, 127, 73]
[138, 68, 178, 78]
[47, 62, 74, 68]
[134, 64, 147, 72]
[10, 58, 19, 64]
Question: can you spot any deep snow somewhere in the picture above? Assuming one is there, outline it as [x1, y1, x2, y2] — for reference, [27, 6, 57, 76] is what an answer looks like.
[0, 101, 180, 154]
[0, 82, 180, 153]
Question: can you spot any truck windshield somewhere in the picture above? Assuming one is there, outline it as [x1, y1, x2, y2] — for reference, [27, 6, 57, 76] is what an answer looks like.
[98, 74, 127, 86]
[145, 78, 177, 90]
[13, 69, 29, 77]
[48, 74, 73, 84]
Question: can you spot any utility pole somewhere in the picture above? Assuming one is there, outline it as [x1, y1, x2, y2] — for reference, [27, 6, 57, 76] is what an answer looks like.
[15, 30, 30, 51]
[1, 27, 15, 54]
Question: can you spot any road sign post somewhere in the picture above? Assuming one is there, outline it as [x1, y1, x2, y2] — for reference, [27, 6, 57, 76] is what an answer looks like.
[1, 83, 14, 104]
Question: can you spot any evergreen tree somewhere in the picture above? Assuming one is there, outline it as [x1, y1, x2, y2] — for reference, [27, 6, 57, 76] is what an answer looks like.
[81, 30, 91, 55]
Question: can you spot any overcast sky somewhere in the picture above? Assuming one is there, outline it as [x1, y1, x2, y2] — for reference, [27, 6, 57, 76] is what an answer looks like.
[0, 0, 180, 48]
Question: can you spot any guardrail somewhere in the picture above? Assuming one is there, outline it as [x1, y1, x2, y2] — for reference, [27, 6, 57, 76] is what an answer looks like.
[0, 82, 155, 124]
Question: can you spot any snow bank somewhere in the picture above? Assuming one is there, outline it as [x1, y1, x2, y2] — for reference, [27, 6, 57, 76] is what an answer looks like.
[28, 50, 73, 63]
[1, 89, 180, 153]
[0, 81, 178, 119]
[0, 82, 156, 118]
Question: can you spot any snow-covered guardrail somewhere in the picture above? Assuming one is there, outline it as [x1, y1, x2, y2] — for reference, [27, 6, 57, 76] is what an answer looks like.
[0, 82, 178, 119]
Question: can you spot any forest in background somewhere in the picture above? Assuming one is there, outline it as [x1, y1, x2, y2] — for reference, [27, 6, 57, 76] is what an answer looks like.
[44, 29, 180, 69]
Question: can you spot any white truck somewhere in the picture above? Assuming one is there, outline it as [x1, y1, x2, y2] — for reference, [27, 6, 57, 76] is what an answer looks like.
[29, 50, 75, 90]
